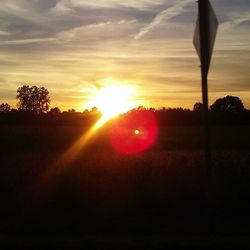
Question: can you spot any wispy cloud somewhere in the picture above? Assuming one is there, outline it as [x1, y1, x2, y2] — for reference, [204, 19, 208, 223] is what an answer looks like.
[57, 19, 138, 43]
[52, 0, 165, 11]
[220, 13, 250, 29]
[0, 0, 249, 109]
[0, 30, 10, 36]
[134, 0, 193, 40]
[0, 37, 56, 46]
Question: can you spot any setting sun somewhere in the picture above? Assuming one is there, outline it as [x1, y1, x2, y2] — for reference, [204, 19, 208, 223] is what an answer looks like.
[87, 85, 137, 121]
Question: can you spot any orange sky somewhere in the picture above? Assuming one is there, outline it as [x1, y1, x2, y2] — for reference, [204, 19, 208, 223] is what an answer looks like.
[0, 0, 249, 110]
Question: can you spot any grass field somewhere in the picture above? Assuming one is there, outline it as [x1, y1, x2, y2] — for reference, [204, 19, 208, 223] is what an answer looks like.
[0, 122, 250, 248]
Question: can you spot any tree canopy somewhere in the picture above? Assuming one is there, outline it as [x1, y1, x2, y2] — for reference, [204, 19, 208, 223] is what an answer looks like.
[210, 95, 245, 113]
[49, 107, 61, 115]
[16, 85, 50, 113]
[193, 102, 203, 112]
[0, 103, 11, 113]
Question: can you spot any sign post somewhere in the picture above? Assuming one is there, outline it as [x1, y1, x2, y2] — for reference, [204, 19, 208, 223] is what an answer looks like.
[193, 0, 218, 177]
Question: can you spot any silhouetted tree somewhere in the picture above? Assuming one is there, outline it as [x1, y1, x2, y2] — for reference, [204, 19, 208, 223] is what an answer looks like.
[68, 108, 76, 113]
[90, 107, 101, 114]
[49, 107, 61, 115]
[210, 95, 245, 113]
[136, 106, 146, 110]
[16, 85, 50, 113]
[193, 102, 203, 112]
[149, 107, 156, 112]
[0, 103, 11, 113]
[83, 109, 90, 114]
[159, 107, 167, 112]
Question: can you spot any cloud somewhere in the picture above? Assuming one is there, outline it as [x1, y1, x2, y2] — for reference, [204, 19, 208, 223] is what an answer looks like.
[0, 37, 56, 46]
[52, 0, 165, 11]
[220, 13, 250, 32]
[0, 30, 10, 36]
[56, 19, 138, 44]
[0, 0, 249, 109]
[134, 0, 193, 39]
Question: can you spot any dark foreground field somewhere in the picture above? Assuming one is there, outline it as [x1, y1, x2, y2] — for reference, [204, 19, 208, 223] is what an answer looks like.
[0, 119, 250, 248]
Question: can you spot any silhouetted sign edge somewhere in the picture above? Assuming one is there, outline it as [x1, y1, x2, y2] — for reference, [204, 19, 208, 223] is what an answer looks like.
[193, 0, 218, 72]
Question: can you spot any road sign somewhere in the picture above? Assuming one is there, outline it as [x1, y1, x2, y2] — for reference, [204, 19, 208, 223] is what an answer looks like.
[193, 0, 218, 75]
[193, 0, 218, 177]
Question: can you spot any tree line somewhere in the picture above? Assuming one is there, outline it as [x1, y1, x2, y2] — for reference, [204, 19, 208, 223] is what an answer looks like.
[0, 84, 248, 115]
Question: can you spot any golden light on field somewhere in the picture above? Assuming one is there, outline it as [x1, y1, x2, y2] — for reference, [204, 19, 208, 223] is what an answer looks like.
[87, 85, 137, 122]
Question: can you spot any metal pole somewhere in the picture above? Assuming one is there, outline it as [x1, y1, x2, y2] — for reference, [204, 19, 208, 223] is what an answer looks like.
[198, 0, 213, 234]
[198, 0, 211, 177]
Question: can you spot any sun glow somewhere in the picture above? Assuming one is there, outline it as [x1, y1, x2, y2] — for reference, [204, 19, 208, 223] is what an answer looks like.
[88, 85, 136, 121]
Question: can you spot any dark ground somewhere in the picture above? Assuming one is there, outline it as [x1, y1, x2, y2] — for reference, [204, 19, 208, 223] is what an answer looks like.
[0, 115, 250, 249]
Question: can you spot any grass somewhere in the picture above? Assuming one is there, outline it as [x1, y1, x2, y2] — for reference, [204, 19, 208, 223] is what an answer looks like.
[0, 123, 250, 247]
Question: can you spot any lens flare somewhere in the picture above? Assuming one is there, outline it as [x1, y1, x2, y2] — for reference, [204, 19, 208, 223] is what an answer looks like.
[134, 129, 140, 135]
[110, 110, 158, 154]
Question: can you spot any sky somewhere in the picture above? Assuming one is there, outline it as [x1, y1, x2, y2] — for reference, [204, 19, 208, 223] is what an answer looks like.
[0, 0, 249, 111]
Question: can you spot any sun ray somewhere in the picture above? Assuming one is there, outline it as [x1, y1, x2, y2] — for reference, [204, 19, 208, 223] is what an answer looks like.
[34, 84, 138, 191]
